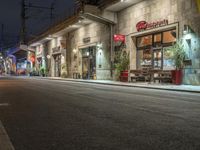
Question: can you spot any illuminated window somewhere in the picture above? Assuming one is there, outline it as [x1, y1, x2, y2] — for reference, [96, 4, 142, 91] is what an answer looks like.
[163, 30, 176, 43]
[137, 35, 152, 48]
[154, 33, 162, 47]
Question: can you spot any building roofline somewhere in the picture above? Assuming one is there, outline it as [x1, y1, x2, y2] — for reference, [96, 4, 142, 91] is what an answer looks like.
[28, 15, 79, 45]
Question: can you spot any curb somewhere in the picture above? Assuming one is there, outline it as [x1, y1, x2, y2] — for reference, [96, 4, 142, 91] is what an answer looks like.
[32, 77, 200, 94]
[0, 121, 15, 150]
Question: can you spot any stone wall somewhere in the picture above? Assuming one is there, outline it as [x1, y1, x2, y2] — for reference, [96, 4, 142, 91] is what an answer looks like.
[178, 0, 200, 85]
[47, 38, 56, 77]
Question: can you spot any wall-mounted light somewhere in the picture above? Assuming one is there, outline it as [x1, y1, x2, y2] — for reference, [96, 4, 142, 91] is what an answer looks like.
[183, 25, 193, 35]
[46, 37, 53, 40]
[97, 43, 103, 51]
[73, 48, 77, 53]
[46, 55, 51, 59]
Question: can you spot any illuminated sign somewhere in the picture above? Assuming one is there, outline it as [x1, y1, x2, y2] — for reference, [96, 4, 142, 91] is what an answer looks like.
[52, 46, 61, 54]
[83, 37, 91, 43]
[114, 34, 126, 43]
[36, 46, 43, 58]
[30, 56, 35, 63]
[136, 19, 168, 32]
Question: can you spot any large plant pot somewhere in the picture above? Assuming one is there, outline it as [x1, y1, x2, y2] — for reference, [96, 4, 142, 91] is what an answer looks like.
[171, 70, 182, 85]
[120, 70, 128, 82]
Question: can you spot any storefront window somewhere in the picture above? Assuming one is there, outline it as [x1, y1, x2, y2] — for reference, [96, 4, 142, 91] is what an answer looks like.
[137, 49, 152, 69]
[137, 35, 152, 48]
[153, 33, 162, 47]
[153, 49, 162, 69]
[136, 28, 177, 70]
[163, 30, 176, 44]
[163, 47, 175, 70]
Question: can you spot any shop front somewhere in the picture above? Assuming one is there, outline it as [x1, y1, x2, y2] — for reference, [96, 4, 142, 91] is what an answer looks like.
[135, 24, 177, 71]
[52, 46, 61, 77]
[68, 21, 111, 80]
[27, 51, 35, 75]
[35, 45, 46, 76]
[114, 0, 200, 85]
[129, 21, 179, 83]
[81, 46, 96, 79]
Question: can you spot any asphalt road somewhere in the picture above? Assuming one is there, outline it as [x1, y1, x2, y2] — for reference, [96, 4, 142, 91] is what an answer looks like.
[0, 77, 200, 150]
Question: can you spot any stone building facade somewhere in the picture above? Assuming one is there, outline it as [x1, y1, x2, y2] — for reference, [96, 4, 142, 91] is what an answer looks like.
[46, 37, 67, 77]
[29, 0, 200, 85]
[114, 0, 200, 85]
[66, 22, 112, 80]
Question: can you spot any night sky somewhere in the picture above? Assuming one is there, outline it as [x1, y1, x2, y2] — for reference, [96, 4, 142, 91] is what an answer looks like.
[0, 0, 75, 49]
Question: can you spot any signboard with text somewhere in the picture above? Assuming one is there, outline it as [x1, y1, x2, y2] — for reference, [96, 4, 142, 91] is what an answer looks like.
[36, 46, 43, 58]
[52, 46, 61, 55]
[136, 19, 168, 32]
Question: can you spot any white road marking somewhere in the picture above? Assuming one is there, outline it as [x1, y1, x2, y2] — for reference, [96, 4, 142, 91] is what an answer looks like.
[0, 103, 9, 106]
[0, 121, 15, 150]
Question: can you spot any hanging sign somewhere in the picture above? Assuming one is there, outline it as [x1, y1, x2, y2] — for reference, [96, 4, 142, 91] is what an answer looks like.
[136, 19, 168, 32]
[83, 37, 91, 43]
[113, 34, 126, 43]
[52, 46, 61, 54]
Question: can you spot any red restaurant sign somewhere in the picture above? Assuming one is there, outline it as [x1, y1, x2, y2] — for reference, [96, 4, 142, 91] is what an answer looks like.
[114, 34, 126, 43]
[136, 19, 168, 32]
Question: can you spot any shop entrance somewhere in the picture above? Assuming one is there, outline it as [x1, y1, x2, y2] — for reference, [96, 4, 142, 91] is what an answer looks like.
[53, 54, 61, 77]
[81, 46, 96, 79]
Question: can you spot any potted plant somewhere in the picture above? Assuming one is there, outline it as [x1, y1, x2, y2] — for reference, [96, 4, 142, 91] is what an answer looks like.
[115, 50, 130, 82]
[167, 41, 186, 85]
[40, 67, 46, 77]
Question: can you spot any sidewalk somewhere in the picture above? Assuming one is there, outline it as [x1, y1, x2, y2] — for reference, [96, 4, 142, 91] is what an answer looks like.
[37, 77, 200, 93]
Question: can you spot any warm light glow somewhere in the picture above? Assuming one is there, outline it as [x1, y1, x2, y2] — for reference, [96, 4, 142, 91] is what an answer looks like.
[46, 37, 53, 40]
[73, 48, 77, 53]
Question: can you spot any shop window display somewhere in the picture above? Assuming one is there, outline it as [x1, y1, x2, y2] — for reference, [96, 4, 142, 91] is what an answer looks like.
[136, 29, 176, 70]
[163, 47, 175, 70]
[137, 49, 152, 69]
[163, 30, 176, 44]
[137, 35, 152, 48]
[153, 33, 162, 47]
[153, 49, 162, 70]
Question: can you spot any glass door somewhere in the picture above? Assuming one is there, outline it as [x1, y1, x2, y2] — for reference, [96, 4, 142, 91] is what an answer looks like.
[152, 33, 162, 70]
[152, 48, 162, 70]
[81, 46, 96, 79]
